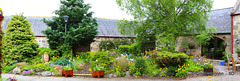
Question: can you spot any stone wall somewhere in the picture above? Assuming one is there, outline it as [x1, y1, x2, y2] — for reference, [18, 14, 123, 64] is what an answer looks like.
[35, 37, 49, 48]
[175, 34, 231, 56]
[233, 15, 240, 54]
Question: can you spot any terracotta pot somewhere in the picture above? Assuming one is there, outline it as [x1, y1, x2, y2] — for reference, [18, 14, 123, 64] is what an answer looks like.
[43, 52, 49, 62]
[62, 70, 73, 77]
[92, 70, 104, 78]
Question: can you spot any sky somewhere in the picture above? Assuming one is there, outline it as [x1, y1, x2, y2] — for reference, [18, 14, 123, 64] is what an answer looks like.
[0, 0, 238, 20]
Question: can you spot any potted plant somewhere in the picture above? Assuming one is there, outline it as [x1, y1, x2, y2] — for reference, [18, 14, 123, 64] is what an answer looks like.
[62, 65, 73, 77]
[92, 65, 104, 78]
[202, 62, 213, 75]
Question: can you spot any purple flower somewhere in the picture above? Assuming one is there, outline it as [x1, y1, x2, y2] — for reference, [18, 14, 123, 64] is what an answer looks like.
[51, 63, 54, 67]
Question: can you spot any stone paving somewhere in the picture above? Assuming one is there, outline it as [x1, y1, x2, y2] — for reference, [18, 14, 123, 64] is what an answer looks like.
[2, 60, 240, 81]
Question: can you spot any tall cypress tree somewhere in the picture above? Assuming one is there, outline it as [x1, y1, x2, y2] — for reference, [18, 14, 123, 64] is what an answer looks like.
[43, 0, 98, 54]
[2, 14, 39, 64]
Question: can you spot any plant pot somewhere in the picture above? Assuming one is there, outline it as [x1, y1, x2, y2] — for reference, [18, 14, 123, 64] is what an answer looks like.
[204, 68, 213, 76]
[92, 70, 104, 78]
[220, 61, 225, 66]
[62, 70, 73, 77]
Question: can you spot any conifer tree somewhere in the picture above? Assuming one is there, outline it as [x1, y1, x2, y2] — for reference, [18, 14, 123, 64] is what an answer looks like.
[2, 14, 39, 64]
[43, 0, 98, 54]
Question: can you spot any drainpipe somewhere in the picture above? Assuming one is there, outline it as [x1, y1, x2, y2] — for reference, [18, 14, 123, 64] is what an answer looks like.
[231, 15, 233, 56]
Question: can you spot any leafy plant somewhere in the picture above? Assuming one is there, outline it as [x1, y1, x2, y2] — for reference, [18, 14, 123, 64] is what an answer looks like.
[55, 58, 73, 69]
[175, 64, 188, 78]
[63, 65, 73, 70]
[135, 57, 146, 75]
[166, 66, 178, 77]
[3, 64, 17, 73]
[92, 65, 104, 71]
[149, 50, 189, 67]
[91, 50, 111, 70]
[222, 52, 230, 62]
[118, 45, 130, 54]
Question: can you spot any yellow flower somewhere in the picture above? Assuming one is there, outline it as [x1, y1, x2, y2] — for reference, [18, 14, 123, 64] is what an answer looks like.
[208, 76, 212, 78]
[57, 56, 59, 58]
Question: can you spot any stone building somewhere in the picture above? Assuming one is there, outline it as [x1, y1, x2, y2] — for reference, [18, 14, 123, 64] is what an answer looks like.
[176, 0, 240, 56]
[2, 16, 134, 52]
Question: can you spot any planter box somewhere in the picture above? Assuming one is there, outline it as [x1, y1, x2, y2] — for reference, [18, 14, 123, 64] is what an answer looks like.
[62, 70, 73, 77]
[204, 68, 213, 76]
[92, 70, 104, 78]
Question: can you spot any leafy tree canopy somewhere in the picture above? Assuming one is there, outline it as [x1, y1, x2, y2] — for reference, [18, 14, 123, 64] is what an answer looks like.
[116, 0, 216, 50]
[42, 0, 98, 54]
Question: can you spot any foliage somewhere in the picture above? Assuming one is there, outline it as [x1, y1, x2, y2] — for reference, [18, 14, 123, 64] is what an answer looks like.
[236, 48, 240, 57]
[129, 62, 135, 75]
[175, 64, 188, 78]
[149, 50, 189, 67]
[192, 56, 213, 69]
[113, 57, 129, 76]
[91, 50, 111, 70]
[185, 58, 203, 72]
[135, 57, 146, 75]
[37, 47, 60, 58]
[2, 14, 39, 64]
[92, 65, 104, 71]
[160, 67, 168, 77]
[55, 58, 74, 69]
[63, 65, 73, 70]
[129, 43, 142, 56]
[166, 66, 178, 77]
[42, 0, 98, 55]
[99, 39, 133, 51]
[222, 52, 230, 62]
[56, 43, 72, 57]
[116, 0, 214, 49]
[118, 45, 130, 54]
[22, 70, 34, 76]
[145, 59, 160, 77]
[2, 64, 17, 73]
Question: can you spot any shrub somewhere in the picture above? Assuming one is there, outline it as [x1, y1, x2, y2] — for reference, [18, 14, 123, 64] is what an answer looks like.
[175, 64, 188, 78]
[135, 57, 146, 75]
[149, 50, 189, 67]
[129, 43, 142, 56]
[166, 66, 178, 77]
[114, 57, 129, 76]
[185, 59, 203, 72]
[91, 50, 111, 70]
[2, 14, 39, 64]
[118, 45, 130, 54]
[99, 39, 133, 51]
[3, 64, 17, 73]
[145, 60, 160, 77]
[55, 58, 73, 69]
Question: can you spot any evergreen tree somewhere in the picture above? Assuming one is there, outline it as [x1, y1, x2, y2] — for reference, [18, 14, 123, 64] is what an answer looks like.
[42, 0, 98, 54]
[2, 14, 39, 64]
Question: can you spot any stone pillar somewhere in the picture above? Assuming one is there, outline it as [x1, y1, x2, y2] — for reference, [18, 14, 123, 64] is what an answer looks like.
[0, 9, 4, 78]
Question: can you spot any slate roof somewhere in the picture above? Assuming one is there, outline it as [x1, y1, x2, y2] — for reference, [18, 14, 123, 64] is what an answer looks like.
[206, 7, 232, 34]
[1, 8, 235, 36]
[1, 16, 131, 37]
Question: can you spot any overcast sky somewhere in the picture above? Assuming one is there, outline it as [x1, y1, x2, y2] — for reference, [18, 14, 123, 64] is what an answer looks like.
[0, 0, 238, 20]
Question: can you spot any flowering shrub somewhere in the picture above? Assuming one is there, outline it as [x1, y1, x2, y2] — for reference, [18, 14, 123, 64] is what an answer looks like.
[175, 64, 188, 78]
[193, 56, 213, 69]
[22, 70, 34, 76]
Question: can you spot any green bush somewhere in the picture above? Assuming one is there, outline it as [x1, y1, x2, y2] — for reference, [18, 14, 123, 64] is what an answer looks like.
[145, 60, 160, 77]
[114, 57, 129, 76]
[3, 64, 17, 73]
[55, 58, 73, 69]
[2, 14, 39, 64]
[91, 50, 111, 70]
[99, 39, 133, 51]
[129, 43, 142, 56]
[135, 57, 146, 75]
[185, 59, 203, 72]
[118, 45, 130, 54]
[166, 66, 178, 77]
[150, 50, 189, 67]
